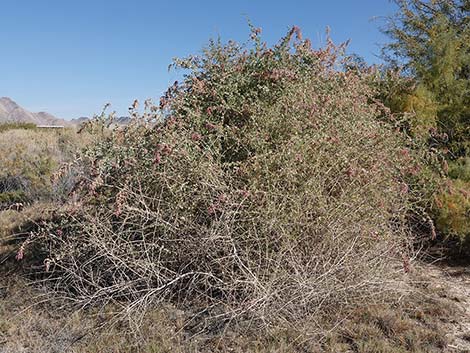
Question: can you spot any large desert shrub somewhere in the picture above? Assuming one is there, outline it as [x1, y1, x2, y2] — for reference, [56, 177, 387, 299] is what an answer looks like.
[31, 28, 418, 328]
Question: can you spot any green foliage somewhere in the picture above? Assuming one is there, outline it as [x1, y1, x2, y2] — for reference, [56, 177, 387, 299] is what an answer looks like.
[448, 157, 470, 182]
[434, 179, 470, 245]
[402, 85, 438, 137]
[0, 190, 27, 204]
[0, 122, 36, 133]
[382, 0, 470, 246]
[369, 69, 438, 138]
[383, 0, 470, 157]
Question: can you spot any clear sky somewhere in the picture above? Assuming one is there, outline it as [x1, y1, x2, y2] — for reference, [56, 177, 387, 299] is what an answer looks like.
[0, 0, 397, 119]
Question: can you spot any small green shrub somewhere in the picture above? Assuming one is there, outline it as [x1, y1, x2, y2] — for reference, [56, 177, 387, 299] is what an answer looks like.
[0, 122, 36, 133]
[0, 190, 27, 204]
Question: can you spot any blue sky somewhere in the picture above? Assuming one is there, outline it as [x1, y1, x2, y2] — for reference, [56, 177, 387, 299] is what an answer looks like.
[0, 0, 397, 119]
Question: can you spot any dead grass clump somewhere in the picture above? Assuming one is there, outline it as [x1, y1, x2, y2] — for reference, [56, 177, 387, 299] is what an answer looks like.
[325, 302, 449, 353]
[28, 27, 419, 330]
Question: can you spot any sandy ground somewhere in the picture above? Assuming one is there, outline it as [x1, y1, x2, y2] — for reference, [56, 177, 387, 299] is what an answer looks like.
[418, 262, 470, 352]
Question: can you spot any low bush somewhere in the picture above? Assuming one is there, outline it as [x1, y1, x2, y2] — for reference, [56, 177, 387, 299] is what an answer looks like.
[0, 122, 36, 133]
[0, 190, 27, 205]
[30, 27, 419, 330]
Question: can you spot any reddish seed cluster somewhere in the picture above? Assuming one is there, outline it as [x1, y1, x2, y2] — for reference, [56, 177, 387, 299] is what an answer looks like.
[15, 245, 24, 261]
[238, 189, 250, 198]
[154, 151, 161, 165]
[346, 166, 356, 178]
[328, 136, 340, 144]
[292, 26, 302, 40]
[154, 143, 173, 165]
[268, 68, 297, 81]
[459, 188, 470, 198]
[404, 164, 421, 176]
[89, 176, 103, 196]
[402, 255, 411, 273]
[208, 193, 228, 215]
[207, 204, 217, 215]
[205, 122, 218, 131]
[165, 116, 177, 128]
[400, 183, 409, 194]
[191, 132, 202, 141]
[159, 81, 179, 110]
[192, 77, 206, 92]
[159, 96, 169, 110]
[114, 190, 127, 216]
[250, 27, 262, 40]
[399, 148, 410, 157]
[161, 144, 172, 155]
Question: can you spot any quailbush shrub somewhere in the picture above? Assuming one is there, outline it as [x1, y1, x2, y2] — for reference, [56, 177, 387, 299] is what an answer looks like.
[32, 27, 419, 327]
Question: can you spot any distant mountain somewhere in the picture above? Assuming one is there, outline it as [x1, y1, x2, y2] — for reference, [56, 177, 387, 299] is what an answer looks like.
[0, 97, 133, 127]
[70, 117, 90, 125]
[70, 116, 131, 126]
[114, 116, 131, 125]
[0, 97, 70, 126]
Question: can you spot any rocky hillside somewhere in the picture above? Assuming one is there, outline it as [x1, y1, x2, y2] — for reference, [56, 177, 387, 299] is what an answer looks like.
[0, 97, 69, 126]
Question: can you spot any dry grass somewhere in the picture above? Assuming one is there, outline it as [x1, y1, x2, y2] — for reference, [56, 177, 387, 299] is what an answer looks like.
[0, 126, 90, 207]
[0, 269, 461, 353]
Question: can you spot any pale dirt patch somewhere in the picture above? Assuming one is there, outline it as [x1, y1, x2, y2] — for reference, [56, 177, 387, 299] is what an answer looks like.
[417, 262, 470, 352]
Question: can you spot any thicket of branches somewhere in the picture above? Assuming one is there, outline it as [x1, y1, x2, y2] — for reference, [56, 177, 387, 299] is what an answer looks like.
[25, 27, 420, 329]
